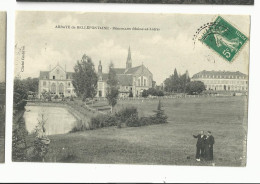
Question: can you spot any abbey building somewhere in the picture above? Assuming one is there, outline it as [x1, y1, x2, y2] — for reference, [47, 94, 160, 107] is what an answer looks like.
[97, 47, 154, 98]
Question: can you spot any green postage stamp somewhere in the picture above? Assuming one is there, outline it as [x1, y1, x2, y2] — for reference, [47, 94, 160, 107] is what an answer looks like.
[201, 16, 248, 62]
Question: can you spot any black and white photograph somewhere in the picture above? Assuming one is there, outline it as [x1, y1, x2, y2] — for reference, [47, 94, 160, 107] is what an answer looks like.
[16, 0, 254, 5]
[13, 11, 250, 167]
[0, 11, 6, 163]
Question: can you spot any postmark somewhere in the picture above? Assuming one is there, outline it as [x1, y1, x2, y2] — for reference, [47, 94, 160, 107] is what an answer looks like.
[200, 16, 248, 62]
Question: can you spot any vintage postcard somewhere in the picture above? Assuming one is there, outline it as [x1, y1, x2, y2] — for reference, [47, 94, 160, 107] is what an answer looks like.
[13, 11, 250, 166]
[16, 0, 254, 5]
[0, 12, 6, 163]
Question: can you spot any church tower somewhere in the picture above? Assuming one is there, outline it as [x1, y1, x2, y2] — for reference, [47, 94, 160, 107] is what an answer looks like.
[126, 46, 132, 69]
[98, 60, 102, 75]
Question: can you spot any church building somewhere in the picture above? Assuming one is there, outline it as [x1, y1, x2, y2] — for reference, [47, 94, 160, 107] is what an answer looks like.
[97, 47, 154, 98]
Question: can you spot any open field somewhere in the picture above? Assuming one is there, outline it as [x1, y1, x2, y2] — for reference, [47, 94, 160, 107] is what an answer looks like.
[38, 96, 248, 166]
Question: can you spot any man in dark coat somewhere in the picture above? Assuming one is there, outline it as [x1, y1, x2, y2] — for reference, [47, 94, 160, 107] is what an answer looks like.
[205, 131, 215, 161]
[193, 130, 206, 161]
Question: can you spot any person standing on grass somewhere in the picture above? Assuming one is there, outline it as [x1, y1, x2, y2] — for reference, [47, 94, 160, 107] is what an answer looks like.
[193, 130, 206, 161]
[205, 131, 215, 161]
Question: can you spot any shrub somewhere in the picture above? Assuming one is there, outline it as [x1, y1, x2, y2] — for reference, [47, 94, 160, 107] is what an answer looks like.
[125, 113, 140, 127]
[90, 114, 117, 129]
[139, 117, 153, 126]
[115, 107, 138, 123]
[142, 90, 149, 98]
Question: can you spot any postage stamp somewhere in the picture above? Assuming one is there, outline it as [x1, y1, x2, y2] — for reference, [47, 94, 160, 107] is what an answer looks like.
[200, 16, 248, 62]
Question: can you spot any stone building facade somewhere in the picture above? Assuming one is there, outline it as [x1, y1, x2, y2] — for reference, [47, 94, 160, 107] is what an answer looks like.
[192, 70, 248, 91]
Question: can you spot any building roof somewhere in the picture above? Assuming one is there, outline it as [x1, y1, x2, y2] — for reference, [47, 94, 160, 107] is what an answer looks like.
[114, 68, 126, 74]
[39, 71, 74, 80]
[124, 65, 142, 74]
[39, 71, 49, 79]
[192, 70, 248, 79]
[117, 74, 133, 86]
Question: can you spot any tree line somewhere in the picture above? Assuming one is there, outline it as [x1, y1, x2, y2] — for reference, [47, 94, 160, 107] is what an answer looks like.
[164, 68, 205, 95]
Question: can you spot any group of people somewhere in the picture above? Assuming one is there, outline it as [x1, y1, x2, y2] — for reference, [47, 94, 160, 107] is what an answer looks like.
[193, 131, 215, 161]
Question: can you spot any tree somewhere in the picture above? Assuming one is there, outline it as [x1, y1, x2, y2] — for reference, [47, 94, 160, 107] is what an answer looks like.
[13, 79, 28, 110]
[142, 89, 149, 98]
[22, 77, 39, 93]
[106, 63, 119, 113]
[72, 54, 98, 101]
[152, 100, 168, 124]
[164, 69, 191, 93]
[185, 81, 206, 95]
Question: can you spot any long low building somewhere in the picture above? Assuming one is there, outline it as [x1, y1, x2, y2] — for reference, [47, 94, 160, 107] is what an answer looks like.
[191, 70, 248, 91]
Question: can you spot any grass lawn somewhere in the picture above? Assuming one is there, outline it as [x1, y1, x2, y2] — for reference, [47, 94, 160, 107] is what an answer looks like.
[39, 96, 248, 166]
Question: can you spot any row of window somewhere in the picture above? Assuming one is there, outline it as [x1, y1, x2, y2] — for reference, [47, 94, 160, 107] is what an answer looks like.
[195, 74, 247, 79]
[205, 85, 248, 91]
[202, 79, 248, 85]
[42, 81, 71, 87]
[43, 75, 72, 80]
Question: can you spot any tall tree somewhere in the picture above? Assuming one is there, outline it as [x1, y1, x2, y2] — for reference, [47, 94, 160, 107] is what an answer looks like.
[72, 54, 98, 101]
[106, 63, 119, 113]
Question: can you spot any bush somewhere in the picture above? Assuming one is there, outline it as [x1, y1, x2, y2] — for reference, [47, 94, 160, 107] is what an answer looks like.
[142, 90, 149, 98]
[125, 113, 140, 127]
[139, 117, 153, 126]
[115, 107, 138, 123]
[90, 114, 117, 129]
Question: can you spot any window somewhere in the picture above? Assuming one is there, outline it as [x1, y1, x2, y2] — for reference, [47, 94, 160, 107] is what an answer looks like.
[144, 79, 146, 86]
[53, 76, 55, 80]
[68, 82, 71, 87]
[43, 81, 46, 87]
[138, 79, 141, 86]
[59, 83, 64, 94]
[51, 83, 56, 94]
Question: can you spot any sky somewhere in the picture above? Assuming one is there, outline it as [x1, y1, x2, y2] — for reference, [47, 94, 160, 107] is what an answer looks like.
[0, 12, 6, 83]
[15, 11, 250, 84]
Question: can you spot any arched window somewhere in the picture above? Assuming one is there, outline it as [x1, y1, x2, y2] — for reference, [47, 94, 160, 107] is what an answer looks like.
[51, 83, 56, 94]
[59, 83, 64, 94]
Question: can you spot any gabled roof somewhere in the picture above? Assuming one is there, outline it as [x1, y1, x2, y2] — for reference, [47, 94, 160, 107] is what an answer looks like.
[39, 71, 74, 80]
[117, 74, 133, 86]
[114, 68, 126, 74]
[124, 65, 142, 74]
[39, 71, 49, 79]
